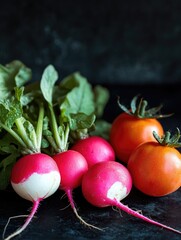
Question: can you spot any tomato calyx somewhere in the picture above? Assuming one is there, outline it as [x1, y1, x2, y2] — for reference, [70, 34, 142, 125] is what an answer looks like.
[117, 95, 173, 119]
[153, 128, 181, 148]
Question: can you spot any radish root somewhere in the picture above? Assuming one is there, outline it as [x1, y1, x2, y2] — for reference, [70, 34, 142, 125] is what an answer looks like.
[113, 200, 181, 235]
[3, 200, 40, 240]
[66, 189, 103, 231]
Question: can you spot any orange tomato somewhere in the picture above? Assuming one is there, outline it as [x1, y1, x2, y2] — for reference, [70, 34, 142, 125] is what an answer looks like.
[127, 141, 181, 196]
[110, 112, 164, 163]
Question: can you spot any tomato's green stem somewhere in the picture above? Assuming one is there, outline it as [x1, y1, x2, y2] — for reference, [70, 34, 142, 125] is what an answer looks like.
[153, 128, 181, 148]
[139, 100, 147, 117]
[162, 131, 171, 145]
[118, 95, 173, 119]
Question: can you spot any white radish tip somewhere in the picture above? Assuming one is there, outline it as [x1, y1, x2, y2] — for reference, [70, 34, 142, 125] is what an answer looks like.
[107, 181, 129, 201]
[11, 171, 61, 201]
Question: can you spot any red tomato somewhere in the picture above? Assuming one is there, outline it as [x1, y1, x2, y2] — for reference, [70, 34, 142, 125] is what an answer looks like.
[110, 112, 164, 163]
[127, 141, 181, 196]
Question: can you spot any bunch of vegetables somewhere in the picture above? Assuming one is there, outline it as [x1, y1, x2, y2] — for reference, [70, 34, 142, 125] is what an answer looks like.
[0, 60, 180, 239]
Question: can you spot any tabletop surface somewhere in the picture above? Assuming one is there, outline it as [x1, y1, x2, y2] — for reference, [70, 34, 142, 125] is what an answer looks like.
[0, 84, 180, 240]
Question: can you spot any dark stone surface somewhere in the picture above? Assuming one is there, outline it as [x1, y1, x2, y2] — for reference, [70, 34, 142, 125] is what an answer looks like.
[1, 0, 181, 84]
[0, 187, 180, 240]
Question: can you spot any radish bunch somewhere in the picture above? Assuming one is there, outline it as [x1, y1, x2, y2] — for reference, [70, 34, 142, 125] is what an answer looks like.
[1, 64, 113, 238]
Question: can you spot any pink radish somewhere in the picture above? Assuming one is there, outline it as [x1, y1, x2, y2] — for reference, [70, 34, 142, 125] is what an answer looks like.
[82, 161, 181, 235]
[71, 136, 115, 168]
[3, 153, 61, 240]
[52, 149, 100, 230]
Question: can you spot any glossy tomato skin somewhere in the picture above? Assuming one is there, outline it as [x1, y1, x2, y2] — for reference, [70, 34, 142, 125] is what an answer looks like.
[127, 141, 181, 196]
[110, 113, 164, 163]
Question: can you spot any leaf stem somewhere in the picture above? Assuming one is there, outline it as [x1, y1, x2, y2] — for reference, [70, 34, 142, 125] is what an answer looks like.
[36, 103, 44, 151]
[48, 104, 62, 150]
[63, 124, 70, 151]
[0, 122, 27, 148]
[30, 129, 38, 152]
[15, 118, 35, 151]
[46, 135, 60, 153]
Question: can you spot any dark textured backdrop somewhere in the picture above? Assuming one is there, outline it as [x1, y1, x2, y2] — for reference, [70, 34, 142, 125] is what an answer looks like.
[1, 0, 181, 85]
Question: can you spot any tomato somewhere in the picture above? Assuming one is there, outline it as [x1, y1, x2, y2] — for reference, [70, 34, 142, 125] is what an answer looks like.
[127, 141, 181, 196]
[110, 112, 164, 163]
[109, 95, 171, 164]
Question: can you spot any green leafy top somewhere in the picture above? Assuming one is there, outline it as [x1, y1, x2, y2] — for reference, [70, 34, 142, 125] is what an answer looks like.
[59, 72, 95, 117]
[40, 67, 97, 153]
[118, 95, 173, 119]
[0, 60, 32, 99]
[40, 65, 58, 105]
[153, 128, 181, 148]
[0, 87, 44, 154]
[93, 85, 110, 119]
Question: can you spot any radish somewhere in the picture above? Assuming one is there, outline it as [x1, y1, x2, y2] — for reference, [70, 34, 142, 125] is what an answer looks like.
[3, 153, 61, 240]
[52, 149, 101, 230]
[82, 161, 181, 235]
[71, 136, 115, 168]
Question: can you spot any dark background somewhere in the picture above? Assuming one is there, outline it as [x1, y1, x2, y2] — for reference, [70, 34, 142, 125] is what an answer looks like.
[1, 0, 181, 85]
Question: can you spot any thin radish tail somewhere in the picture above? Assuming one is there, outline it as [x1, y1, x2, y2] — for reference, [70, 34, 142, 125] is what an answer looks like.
[113, 200, 181, 235]
[3, 199, 40, 240]
[65, 189, 103, 231]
